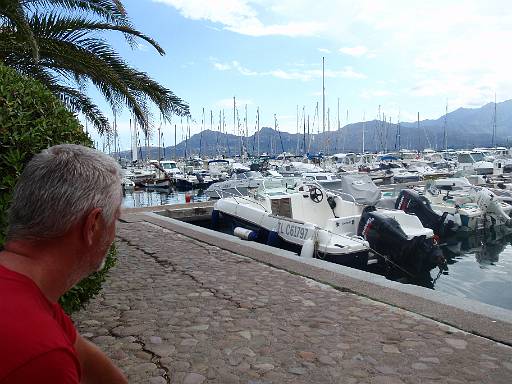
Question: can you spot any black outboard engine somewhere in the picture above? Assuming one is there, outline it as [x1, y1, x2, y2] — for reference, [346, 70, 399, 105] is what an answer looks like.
[357, 207, 444, 276]
[195, 172, 204, 183]
[395, 189, 455, 237]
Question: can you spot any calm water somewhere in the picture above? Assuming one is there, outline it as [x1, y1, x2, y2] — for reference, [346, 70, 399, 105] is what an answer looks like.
[123, 188, 512, 311]
[122, 187, 208, 208]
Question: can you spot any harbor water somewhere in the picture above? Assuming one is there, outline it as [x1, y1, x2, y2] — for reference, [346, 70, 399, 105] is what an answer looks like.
[123, 188, 512, 311]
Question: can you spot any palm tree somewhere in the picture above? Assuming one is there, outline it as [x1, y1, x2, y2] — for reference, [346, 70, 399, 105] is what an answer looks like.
[0, 0, 189, 134]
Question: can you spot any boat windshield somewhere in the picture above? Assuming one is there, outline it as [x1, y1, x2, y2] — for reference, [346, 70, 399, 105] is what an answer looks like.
[471, 152, 485, 162]
[258, 177, 298, 194]
[244, 171, 263, 178]
[458, 153, 475, 163]
[161, 162, 177, 170]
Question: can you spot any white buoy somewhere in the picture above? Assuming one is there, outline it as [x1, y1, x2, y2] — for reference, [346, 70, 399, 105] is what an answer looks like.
[233, 227, 257, 241]
[300, 239, 315, 258]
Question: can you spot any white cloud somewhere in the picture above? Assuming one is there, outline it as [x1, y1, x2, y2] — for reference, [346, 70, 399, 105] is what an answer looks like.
[213, 62, 231, 71]
[318, 48, 331, 54]
[156, 0, 512, 114]
[339, 46, 368, 57]
[211, 59, 366, 81]
[154, 0, 324, 37]
[211, 59, 258, 75]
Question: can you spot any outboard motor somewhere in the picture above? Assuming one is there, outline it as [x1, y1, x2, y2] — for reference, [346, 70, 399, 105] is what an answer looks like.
[469, 186, 512, 226]
[195, 172, 204, 183]
[395, 189, 456, 237]
[357, 207, 444, 276]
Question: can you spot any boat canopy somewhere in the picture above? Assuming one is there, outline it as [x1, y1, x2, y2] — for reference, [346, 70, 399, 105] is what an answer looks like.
[340, 174, 381, 206]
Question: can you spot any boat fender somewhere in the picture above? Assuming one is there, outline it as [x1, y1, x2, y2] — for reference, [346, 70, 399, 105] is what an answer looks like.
[266, 230, 280, 246]
[300, 239, 315, 258]
[211, 210, 220, 228]
[233, 227, 258, 241]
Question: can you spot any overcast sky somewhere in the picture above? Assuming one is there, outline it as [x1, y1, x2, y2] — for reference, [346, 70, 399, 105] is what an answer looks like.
[87, 0, 510, 150]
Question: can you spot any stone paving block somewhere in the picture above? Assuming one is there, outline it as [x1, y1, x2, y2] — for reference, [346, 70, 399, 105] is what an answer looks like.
[72, 221, 512, 384]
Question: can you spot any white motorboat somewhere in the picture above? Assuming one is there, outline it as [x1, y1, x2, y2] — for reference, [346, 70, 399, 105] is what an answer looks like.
[302, 172, 343, 190]
[395, 179, 512, 234]
[213, 179, 443, 273]
[204, 171, 266, 199]
[123, 166, 156, 186]
[121, 177, 135, 190]
[456, 151, 494, 175]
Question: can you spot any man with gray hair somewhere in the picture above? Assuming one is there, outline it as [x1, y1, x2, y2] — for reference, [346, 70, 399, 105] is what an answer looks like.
[0, 144, 127, 383]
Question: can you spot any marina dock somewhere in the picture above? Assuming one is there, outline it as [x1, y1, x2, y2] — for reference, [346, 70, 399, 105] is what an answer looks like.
[72, 204, 512, 384]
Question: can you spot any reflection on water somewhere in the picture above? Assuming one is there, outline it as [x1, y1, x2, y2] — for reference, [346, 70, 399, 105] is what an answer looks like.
[385, 227, 512, 311]
[122, 187, 208, 208]
[123, 188, 512, 311]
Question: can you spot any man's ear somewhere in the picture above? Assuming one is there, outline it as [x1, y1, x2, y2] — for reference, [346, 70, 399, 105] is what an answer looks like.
[83, 208, 103, 246]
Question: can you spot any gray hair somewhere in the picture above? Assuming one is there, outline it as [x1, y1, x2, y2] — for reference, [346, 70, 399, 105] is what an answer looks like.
[7, 144, 122, 241]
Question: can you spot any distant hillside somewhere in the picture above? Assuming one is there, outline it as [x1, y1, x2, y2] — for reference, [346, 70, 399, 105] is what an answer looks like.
[118, 99, 512, 159]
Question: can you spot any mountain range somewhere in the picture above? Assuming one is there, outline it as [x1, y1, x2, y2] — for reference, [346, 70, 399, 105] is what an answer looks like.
[121, 99, 512, 159]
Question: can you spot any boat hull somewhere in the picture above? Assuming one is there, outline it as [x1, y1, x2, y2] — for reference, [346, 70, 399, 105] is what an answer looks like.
[215, 210, 369, 269]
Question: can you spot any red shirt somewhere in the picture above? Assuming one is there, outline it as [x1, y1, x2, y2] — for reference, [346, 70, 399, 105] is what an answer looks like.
[0, 264, 81, 383]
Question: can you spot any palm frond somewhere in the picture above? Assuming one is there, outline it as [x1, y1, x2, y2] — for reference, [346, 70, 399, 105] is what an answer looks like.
[0, 0, 39, 60]
[0, 2, 190, 134]
[53, 84, 110, 133]
[31, 12, 165, 54]
[21, 0, 127, 24]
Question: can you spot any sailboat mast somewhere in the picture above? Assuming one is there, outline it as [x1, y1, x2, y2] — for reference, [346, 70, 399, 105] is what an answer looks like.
[157, 116, 161, 162]
[296, 105, 300, 155]
[492, 93, 497, 148]
[257, 107, 260, 156]
[362, 113, 366, 153]
[245, 104, 248, 158]
[303, 106, 306, 155]
[174, 123, 177, 160]
[443, 101, 448, 151]
[417, 112, 420, 150]
[337, 98, 340, 153]
[113, 110, 117, 159]
[327, 107, 330, 154]
[322, 56, 326, 153]
[307, 116, 310, 153]
[397, 110, 401, 151]
[199, 107, 204, 158]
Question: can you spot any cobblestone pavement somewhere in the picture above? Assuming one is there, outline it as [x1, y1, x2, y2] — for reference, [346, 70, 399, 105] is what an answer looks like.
[73, 220, 512, 384]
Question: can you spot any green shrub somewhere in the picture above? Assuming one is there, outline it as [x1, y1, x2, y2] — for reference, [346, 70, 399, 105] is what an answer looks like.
[0, 63, 117, 314]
